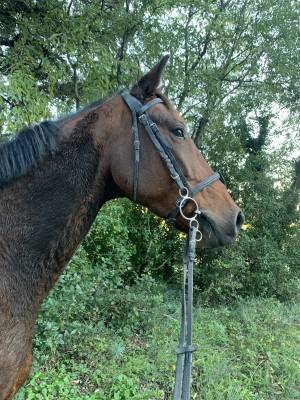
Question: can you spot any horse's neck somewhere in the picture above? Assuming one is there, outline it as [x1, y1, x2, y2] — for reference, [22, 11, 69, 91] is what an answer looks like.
[0, 115, 113, 314]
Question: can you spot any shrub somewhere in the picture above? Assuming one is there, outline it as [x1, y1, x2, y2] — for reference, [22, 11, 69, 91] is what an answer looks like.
[195, 229, 300, 305]
[83, 197, 299, 304]
[83, 199, 183, 286]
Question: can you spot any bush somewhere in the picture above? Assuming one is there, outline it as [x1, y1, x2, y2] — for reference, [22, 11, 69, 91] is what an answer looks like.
[82, 197, 299, 305]
[83, 199, 183, 286]
[92, 274, 166, 333]
[195, 228, 300, 305]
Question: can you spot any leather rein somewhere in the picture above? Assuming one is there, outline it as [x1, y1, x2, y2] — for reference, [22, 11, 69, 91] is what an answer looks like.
[121, 91, 221, 400]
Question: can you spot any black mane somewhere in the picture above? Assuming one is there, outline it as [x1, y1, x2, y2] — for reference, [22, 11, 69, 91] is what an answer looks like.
[0, 121, 60, 186]
[0, 93, 116, 187]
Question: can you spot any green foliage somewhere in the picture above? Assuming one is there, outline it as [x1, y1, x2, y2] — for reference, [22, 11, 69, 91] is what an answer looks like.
[1, 1, 299, 139]
[196, 231, 300, 305]
[1, 2, 299, 395]
[192, 298, 300, 399]
[1, 0, 298, 302]
[81, 194, 300, 303]
[15, 253, 300, 398]
[83, 199, 183, 285]
[194, 140, 300, 303]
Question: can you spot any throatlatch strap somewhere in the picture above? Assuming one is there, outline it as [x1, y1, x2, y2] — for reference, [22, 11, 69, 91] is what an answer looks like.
[121, 93, 141, 200]
[132, 113, 140, 201]
[121, 92, 163, 200]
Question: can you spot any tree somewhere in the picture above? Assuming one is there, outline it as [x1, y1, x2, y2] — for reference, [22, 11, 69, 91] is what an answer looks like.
[0, 0, 299, 300]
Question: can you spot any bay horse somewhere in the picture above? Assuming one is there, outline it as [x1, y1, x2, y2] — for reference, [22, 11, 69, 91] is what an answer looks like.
[0, 56, 244, 399]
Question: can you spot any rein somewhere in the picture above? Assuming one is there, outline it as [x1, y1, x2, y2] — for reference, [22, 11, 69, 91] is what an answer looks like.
[121, 91, 221, 399]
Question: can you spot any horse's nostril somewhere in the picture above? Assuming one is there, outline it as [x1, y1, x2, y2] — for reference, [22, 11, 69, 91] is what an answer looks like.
[236, 211, 245, 231]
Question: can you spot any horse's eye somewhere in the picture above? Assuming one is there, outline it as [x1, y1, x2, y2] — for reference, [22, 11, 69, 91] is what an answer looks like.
[172, 128, 185, 138]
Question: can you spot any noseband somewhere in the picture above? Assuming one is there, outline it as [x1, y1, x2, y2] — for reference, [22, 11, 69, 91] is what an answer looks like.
[121, 91, 222, 400]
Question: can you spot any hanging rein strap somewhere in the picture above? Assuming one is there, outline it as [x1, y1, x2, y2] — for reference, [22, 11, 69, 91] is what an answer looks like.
[174, 226, 197, 400]
[121, 91, 221, 400]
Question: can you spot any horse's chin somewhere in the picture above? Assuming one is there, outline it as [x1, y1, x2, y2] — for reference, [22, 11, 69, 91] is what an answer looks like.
[196, 231, 236, 249]
[175, 212, 237, 249]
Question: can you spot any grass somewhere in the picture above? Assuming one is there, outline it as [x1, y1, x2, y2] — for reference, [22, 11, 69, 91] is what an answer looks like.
[15, 251, 300, 399]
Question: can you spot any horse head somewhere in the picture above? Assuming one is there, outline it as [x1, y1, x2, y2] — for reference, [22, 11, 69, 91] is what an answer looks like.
[103, 56, 244, 248]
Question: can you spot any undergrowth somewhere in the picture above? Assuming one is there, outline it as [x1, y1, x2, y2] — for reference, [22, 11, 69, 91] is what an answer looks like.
[15, 247, 300, 400]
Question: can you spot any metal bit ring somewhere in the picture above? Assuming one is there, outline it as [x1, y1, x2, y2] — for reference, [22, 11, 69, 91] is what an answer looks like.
[179, 197, 199, 221]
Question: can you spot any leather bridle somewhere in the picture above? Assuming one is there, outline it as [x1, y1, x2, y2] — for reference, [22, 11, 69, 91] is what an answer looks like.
[121, 90, 222, 400]
[121, 91, 221, 224]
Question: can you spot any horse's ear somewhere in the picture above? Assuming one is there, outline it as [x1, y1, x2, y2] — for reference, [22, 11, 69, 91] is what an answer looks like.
[131, 55, 169, 100]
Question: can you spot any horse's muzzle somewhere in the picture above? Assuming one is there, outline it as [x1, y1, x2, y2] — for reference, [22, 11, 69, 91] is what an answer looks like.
[196, 209, 245, 248]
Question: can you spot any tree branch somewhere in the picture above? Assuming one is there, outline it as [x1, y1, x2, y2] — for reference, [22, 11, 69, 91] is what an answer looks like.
[67, 55, 80, 109]
[0, 35, 20, 47]
[0, 95, 18, 108]
[293, 157, 300, 191]
[177, 6, 196, 110]
[67, 0, 74, 15]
